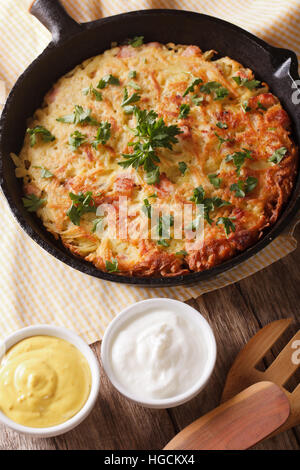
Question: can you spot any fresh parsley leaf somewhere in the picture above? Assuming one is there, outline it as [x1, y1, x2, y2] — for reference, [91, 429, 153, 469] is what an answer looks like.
[190, 185, 205, 205]
[178, 161, 187, 174]
[216, 121, 228, 129]
[82, 84, 103, 101]
[149, 193, 157, 198]
[257, 101, 267, 111]
[208, 173, 222, 188]
[214, 132, 230, 150]
[97, 74, 120, 89]
[200, 81, 229, 100]
[230, 180, 245, 198]
[105, 259, 119, 273]
[216, 216, 236, 237]
[128, 81, 141, 90]
[26, 126, 55, 147]
[191, 95, 204, 106]
[92, 217, 104, 233]
[268, 147, 287, 164]
[128, 36, 144, 47]
[244, 176, 258, 193]
[92, 122, 111, 148]
[232, 76, 261, 89]
[190, 185, 230, 224]
[122, 87, 141, 109]
[119, 107, 182, 183]
[57, 105, 98, 126]
[33, 166, 53, 179]
[157, 214, 174, 238]
[22, 194, 46, 212]
[183, 77, 203, 97]
[225, 149, 253, 175]
[69, 130, 87, 150]
[157, 239, 169, 247]
[128, 70, 137, 79]
[142, 198, 152, 218]
[179, 104, 190, 119]
[67, 191, 97, 226]
[176, 250, 187, 256]
[241, 100, 251, 113]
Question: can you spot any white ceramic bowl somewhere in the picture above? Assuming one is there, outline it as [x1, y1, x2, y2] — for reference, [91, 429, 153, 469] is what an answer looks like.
[101, 298, 217, 409]
[0, 325, 100, 437]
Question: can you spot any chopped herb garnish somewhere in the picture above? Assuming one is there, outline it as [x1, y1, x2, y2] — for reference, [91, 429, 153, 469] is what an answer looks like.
[200, 81, 229, 100]
[214, 132, 230, 150]
[97, 74, 120, 89]
[233, 76, 261, 89]
[22, 194, 46, 212]
[178, 161, 187, 174]
[157, 214, 174, 238]
[82, 84, 103, 101]
[216, 121, 228, 129]
[225, 148, 253, 175]
[230, 176, 258, 198]
[191, 95, 204, 106]
[216, 216, 236, 237]
[179, 104, 190, 119]
[183, 77, 203, 97]
[26, 126, 55, 147]
[190, 185, 230, 224]
[119, 107, 182, 183]
[92, 216, 104, 233]
[142, 198, 152, 218]
[128, 81, 141, 90]
[105, 259, 119, 273]
[208, 173, 222, 189]
[92, 122, 111, 148]
[257, 101, 267, 111]
[157, 239, 169, 247]
[33, 166, 53, 179]
[128, 70, 137, 79]
[149, 193, 157, 198]
[57, 105, 98, 126]
[128, 36, 144, 47]
[122, 87, 141, 112]
[241, 100, 251, 113]
[67, 191, 97, 226]
[268, 146, 287, 164]
[176, 250, 187, 256]
[69, 130, 87, 150]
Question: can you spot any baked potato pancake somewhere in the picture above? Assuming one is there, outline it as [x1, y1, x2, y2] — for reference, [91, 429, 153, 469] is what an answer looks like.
[13, 40, 298, 277]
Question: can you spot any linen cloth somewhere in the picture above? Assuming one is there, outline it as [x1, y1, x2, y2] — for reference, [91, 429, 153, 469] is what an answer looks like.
[0, 0, 299, 343]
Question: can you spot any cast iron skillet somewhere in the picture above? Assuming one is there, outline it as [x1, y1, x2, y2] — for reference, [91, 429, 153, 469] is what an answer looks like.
[0, 0, 300, 287]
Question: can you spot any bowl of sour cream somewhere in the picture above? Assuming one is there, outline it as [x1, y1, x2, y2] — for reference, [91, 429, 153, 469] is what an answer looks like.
[101, 298, 217, 408]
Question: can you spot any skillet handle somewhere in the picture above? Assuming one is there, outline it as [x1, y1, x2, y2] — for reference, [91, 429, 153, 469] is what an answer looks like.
[30, 0, 82, 43]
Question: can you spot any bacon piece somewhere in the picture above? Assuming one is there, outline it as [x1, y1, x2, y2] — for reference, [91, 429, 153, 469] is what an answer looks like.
[266, 106, 290, 129]
[181, 45, 202, 57]
[155, 173, 174, 197]
[85, 146, 94, 162]
[24, 182, 41, 197]
[151, 71, 161, 95]
[117, 46, 136, 58]
[179, 125, 192, 139]
[146, 42, 162, 49]
[113, 176, 135, 196]
[249, 93, 277, 110]
[45, 86, 59, 104]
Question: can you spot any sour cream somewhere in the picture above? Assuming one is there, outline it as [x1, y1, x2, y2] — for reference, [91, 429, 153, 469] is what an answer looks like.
[108, 305, 212, 401]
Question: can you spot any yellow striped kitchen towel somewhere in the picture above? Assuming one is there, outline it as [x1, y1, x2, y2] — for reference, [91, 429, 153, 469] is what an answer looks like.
[0, 0, 299, 344]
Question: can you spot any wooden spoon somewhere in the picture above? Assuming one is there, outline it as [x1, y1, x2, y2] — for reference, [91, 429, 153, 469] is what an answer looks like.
[221, 319, 300, 436]
[164, 381, 289, 450]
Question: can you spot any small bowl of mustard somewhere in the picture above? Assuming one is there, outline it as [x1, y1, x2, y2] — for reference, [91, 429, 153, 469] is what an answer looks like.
[0, 325, 100, 437]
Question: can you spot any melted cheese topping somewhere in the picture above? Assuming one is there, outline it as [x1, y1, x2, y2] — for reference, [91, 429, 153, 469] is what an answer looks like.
[14, 43, 298, 277]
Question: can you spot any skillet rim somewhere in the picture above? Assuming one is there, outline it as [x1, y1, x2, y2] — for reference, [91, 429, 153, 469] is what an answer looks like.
[1, 7, 300, 287]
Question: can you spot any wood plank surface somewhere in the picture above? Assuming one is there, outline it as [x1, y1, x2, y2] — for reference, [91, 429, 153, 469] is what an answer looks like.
[0, 227, 299, 450]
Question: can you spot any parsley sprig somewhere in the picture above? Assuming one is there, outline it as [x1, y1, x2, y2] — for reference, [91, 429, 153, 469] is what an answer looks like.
[82, 84, 103, 101]
[268, 147, 287, 164]
[105, 259, 119, 273]
[127, 36, 144, 47]
[225, 149, 253, 175]
[26, 126, 55, 147]
[22, 194, 46, 212]
[200, 81, 229, 100]
[230, 176, 258, 198]
[182, 77, 203, 97]
[232, 76, 261, 90]
[92, 122, 111, 148]
[179, 104, 190, 119]
[119, 107, 182, 184]
[216, 217, 236, 237]
[190, 185, 231, 224]
[122, 87, 141, 114]
[69, 130, 87, 150]
[97, 74, 120, 89]
[57, 105, 98, 126]
[67, 191, 97, 226]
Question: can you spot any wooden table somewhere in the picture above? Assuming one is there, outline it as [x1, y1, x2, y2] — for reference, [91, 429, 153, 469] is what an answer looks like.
[1, 228, 299, 450]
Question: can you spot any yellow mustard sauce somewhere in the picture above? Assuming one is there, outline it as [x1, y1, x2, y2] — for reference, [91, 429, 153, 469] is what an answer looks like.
[0, 335, 91, 428]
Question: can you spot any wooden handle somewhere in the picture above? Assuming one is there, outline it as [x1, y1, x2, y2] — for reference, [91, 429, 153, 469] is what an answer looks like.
[164, 382, 290, 450]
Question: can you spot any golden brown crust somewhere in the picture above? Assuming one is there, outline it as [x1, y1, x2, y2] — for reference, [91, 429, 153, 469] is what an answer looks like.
[14, 42, 298, 277]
